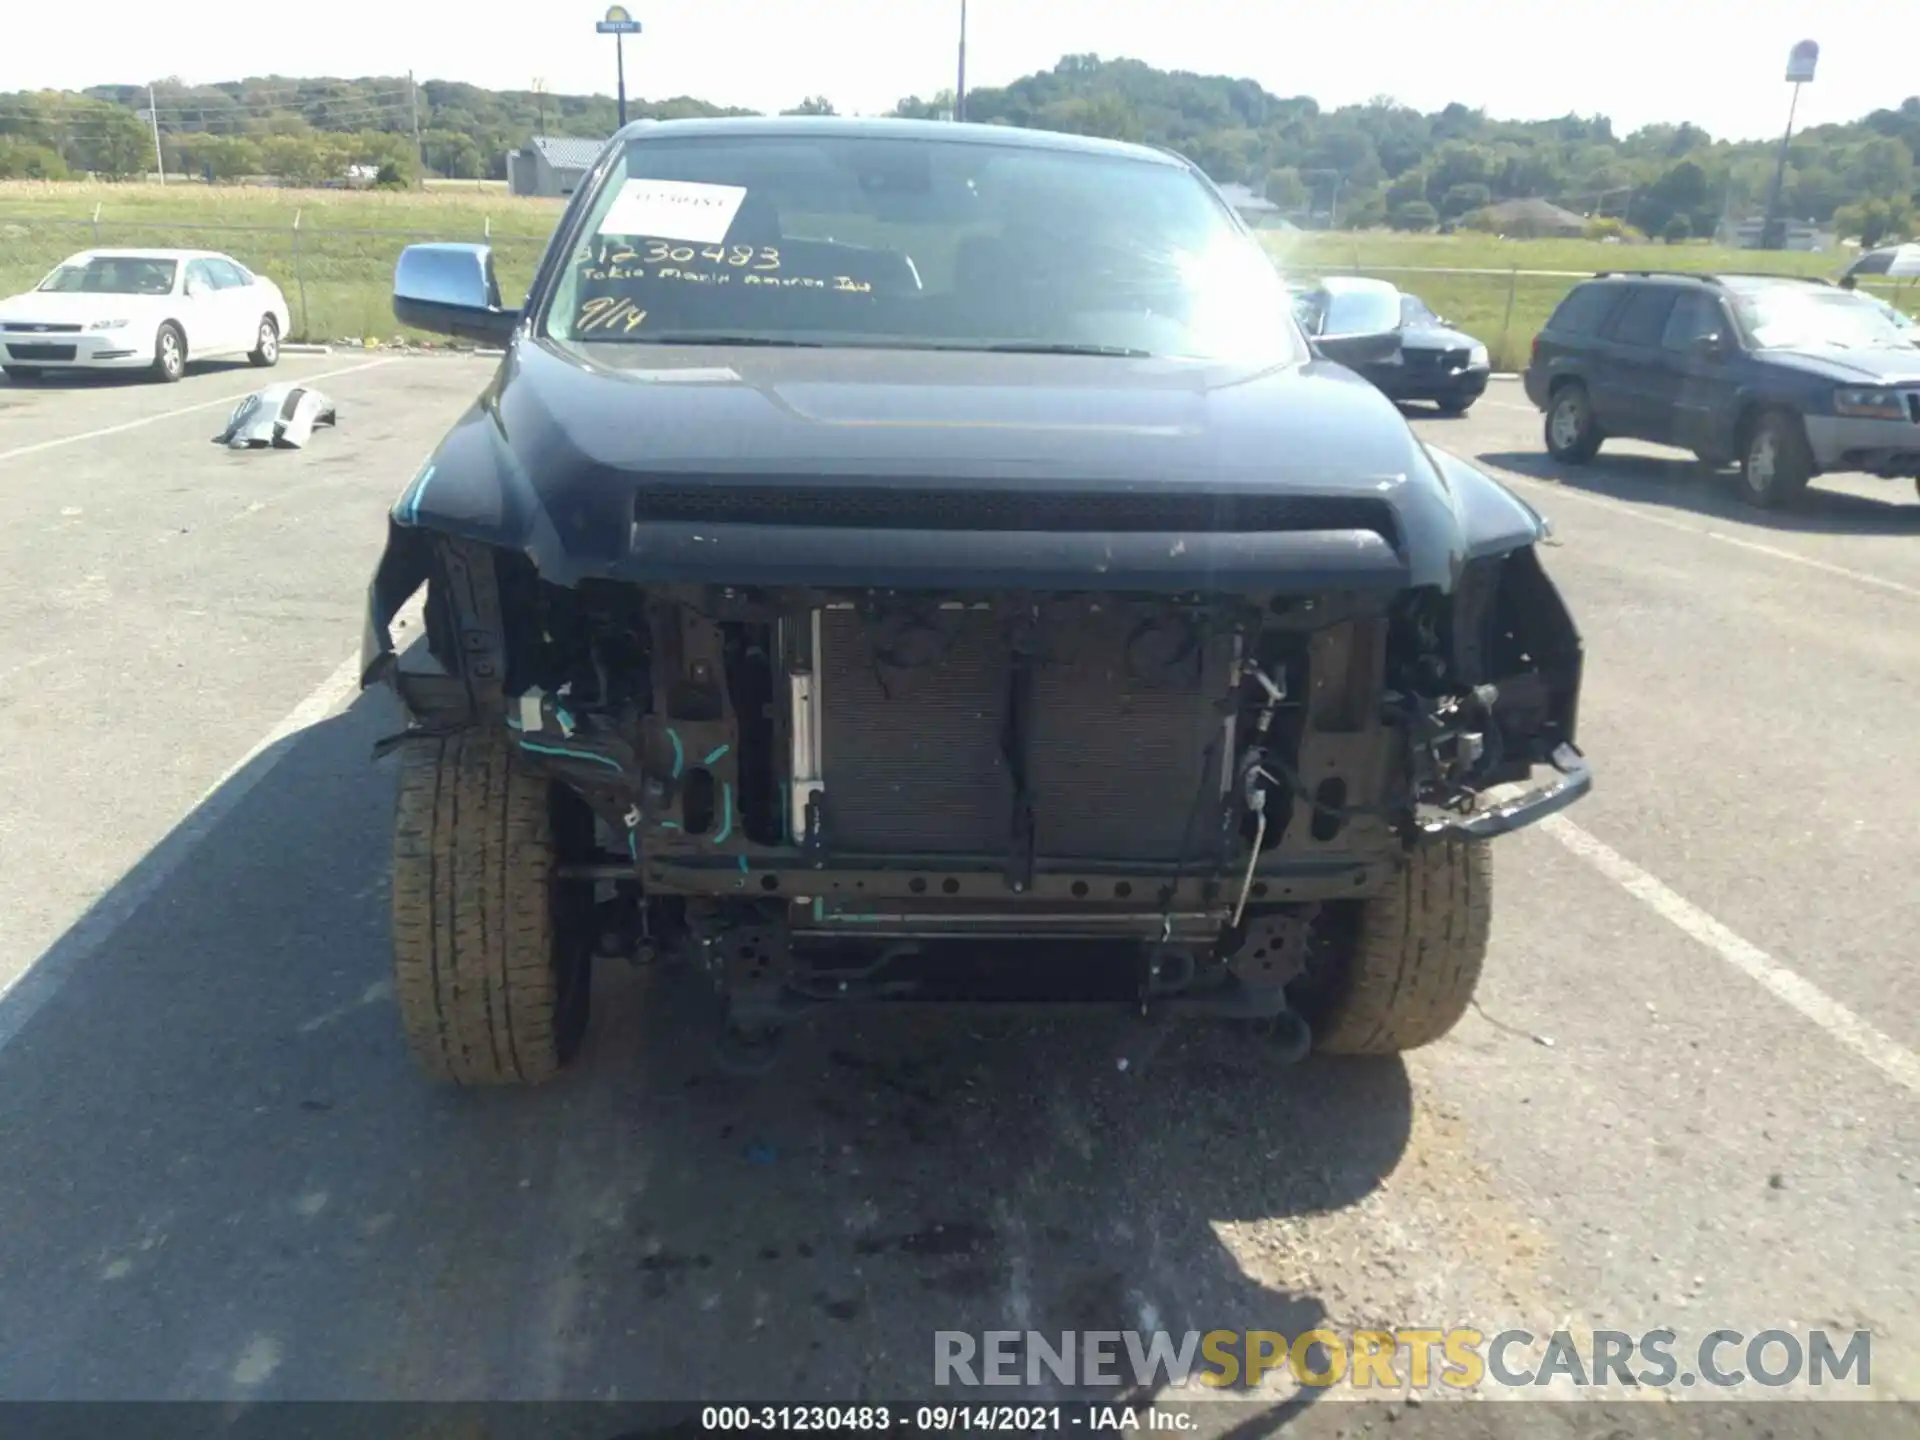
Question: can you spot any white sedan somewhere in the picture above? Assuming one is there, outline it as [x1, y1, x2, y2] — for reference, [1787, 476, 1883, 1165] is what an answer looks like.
[0, 248, 292, 384]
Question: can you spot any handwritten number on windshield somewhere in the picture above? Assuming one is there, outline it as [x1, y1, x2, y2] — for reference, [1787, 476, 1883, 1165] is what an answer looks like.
[634, 240, 779, 271]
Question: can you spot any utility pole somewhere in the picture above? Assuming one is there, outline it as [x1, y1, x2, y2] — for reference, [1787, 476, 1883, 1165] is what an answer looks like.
[148, 83, 165, 185]
[533, 77, 548, 133]
[955, 0, 968, 122]
[408, 69, 425, 188]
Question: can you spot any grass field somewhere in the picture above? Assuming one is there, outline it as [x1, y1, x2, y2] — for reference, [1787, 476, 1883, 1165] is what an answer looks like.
[2, 180, 1915, 359]
[0, 180, 565, 342]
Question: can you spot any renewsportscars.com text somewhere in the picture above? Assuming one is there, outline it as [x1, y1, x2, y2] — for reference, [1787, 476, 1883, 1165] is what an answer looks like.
[934, 1328, 1873, 1391]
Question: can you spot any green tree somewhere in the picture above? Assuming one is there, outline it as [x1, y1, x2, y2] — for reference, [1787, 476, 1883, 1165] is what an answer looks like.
[1390, 199, 1438, 231]
[1263, 166, 1308, 210]
[1426, 141, 1492, 196]
[175, 133, 260, 182]
[1661, 213, 1693, 243]
[1384, 171, 1428, 210]
[259, 132, 344, 185]
[1440, 181, 1492, 220]
[1846, 136, 1914, 200]
[0, 135, 69, 178]
[782, 96, 836, 115]
[1834, 196, 1915, 246]
[69, 101, 151, 178]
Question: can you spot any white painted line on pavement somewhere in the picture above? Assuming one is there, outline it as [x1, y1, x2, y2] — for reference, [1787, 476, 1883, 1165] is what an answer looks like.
[0, 357, 401, 466]
[1495, 471, 1920, 600]
[0, 603, 418, 1053]
[1541, 815, 1920, 1096]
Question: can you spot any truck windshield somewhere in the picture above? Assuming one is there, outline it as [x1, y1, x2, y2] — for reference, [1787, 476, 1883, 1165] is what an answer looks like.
[543, 131, 1304, 364]
[1733, 288, 1914, 350]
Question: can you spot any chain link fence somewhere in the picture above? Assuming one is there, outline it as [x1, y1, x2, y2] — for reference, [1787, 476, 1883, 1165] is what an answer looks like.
[5, 208, 1915, 364]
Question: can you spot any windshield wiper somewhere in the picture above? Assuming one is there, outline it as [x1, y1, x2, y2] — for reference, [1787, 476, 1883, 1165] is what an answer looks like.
[977, 342, 1154, 358]
[609, 333, 828, 348]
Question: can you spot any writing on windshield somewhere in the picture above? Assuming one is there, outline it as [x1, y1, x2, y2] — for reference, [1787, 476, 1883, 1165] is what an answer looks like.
[543, 134, 1303, 362]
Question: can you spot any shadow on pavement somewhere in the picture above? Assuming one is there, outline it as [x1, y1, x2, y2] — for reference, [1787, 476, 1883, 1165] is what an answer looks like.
[1395, 401, 1473, 421]
[1477, 448, 1920, 536]
[0, 678, 1412, 1409]
[0, 360, 261, 390]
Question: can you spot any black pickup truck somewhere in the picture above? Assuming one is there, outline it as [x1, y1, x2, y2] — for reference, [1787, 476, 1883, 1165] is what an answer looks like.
[361, 116, 1590, 1083]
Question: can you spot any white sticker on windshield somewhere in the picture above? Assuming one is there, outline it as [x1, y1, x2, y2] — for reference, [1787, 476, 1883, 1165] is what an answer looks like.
[596, 179, 748, 243]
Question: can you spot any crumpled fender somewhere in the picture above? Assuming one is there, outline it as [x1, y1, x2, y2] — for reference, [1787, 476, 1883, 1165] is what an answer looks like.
[361, 392, 578, 689]
[1421, 444, 1553, 563]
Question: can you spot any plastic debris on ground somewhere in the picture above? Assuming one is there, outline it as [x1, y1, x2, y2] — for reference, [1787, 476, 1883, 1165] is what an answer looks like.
[213, 384, 338, 450]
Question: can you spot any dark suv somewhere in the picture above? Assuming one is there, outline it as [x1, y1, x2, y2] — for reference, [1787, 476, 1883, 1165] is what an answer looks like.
[1524, 271, 1920, 507]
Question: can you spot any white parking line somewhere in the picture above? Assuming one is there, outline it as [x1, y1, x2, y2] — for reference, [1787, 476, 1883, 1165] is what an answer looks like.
[0, 600, 418, 1052]
[0, 357, 402, 466]
[1494, 469, 1920, 601]
[1542, 815, 1920, 1095]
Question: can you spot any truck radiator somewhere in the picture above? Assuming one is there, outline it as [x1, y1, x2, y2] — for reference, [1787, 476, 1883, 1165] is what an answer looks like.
[813, 603, 1232, 863]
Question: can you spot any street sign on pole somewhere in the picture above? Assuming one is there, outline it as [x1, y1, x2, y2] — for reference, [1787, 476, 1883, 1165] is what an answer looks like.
[1762, 39, 1819, 249]
[594, 6, 642, 128]
[1785, 39, 1819, 84]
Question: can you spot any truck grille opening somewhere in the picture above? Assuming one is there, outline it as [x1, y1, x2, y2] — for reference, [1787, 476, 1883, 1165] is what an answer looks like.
[813, 602, 1233, 863]
[635, 484, 1397, 538]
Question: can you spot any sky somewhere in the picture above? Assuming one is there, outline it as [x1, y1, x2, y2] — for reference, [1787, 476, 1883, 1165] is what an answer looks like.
[1, 0, 1909, 143]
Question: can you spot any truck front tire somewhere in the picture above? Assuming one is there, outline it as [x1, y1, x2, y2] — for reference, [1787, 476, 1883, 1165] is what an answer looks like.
[390, 730, 593, 1085]
[1309, 837, 1491, 1055]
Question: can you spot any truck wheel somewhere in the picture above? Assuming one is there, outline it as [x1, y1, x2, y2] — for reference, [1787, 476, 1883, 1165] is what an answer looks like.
[1544, 383, 1603, 464]
[1738, 410, 1812, 509]
[1308, 837, 1491, 1055]
[389, 730, 594, 1085]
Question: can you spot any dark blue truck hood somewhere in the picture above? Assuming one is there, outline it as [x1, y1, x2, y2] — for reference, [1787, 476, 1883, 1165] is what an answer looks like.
[391, 336, 1547, 592]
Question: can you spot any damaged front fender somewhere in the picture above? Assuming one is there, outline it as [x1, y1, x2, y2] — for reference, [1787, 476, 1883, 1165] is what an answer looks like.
[359, 517, 435, 689]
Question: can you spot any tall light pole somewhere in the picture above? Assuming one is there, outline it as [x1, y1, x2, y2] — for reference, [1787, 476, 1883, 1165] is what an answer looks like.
[955, 0, 968, 122]
[1761, 39, 1819, 250]
[596, 5, 643, 128]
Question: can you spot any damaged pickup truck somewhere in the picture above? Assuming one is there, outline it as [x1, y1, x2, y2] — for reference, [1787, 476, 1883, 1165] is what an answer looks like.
[361, 116, 1591, 1085]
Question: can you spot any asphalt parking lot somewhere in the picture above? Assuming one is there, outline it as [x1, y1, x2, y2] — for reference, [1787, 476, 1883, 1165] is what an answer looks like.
[0, 362, 1916, 1429]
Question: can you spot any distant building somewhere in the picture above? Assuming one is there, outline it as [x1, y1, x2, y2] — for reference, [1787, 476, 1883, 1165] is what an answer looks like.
[507, 136, 608, 198]
[1216, 182, 1296, 230]
[1469, 198, 1588, 238]
[1715, 217, 1832, 252]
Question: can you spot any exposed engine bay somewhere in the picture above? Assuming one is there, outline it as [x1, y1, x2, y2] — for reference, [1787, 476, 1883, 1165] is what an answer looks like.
[376, 534, 1588, 1052]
